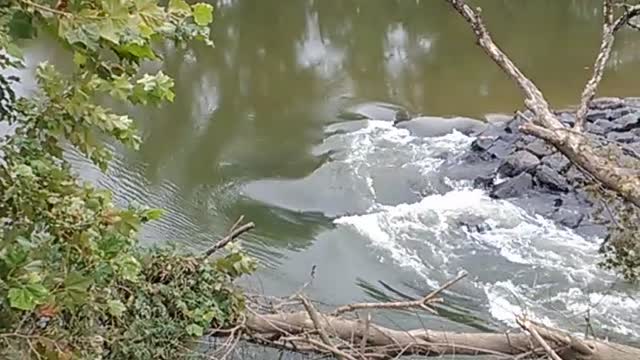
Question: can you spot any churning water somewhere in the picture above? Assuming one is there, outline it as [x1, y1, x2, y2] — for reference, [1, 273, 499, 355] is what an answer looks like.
[295, 119, 640, 340]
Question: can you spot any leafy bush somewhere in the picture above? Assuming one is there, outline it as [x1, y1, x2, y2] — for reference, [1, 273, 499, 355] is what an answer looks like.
[0, 1, 255, 359]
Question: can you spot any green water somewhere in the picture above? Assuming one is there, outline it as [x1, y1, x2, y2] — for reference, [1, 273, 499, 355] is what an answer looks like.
[18, 0, 640, 345]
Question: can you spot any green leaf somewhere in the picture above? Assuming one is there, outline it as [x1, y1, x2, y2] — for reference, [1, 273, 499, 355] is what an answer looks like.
[12, 164, 34, 178]
[169, 0, 191, 13]
[186, 324, 204, 337]
[107, 300, 127, 317]
[192, 3, 214, 26]
[8, 287, 35, 311]
[25, 284, 49, 302]
[8, 11, 36, 40]
[73, 52, 88, 66]
[64, 272, 93, 292]
[143, 208, 164, 221]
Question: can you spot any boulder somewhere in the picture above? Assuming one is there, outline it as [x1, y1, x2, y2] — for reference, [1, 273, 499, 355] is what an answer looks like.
[524, 138, 554, 157]
[534, 165, 570, 192]
[542, 153, 571, 173]
[611, 113, 640, 132]
[471, 137, 495, 152]
[498, 150, 540, 177]
[485, 139, 512, 159]
[607, 132, 637, 144]
[490, 172, 533, 199]
[552, 208, 584, 229]
[396, 116, 486, 137]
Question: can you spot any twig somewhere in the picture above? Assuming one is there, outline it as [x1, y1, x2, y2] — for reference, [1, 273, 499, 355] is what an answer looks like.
[18, 0, 71, 16]
[359, 312, 370, 354]
[204, 216, 255, 257]
[517, 317, 563, 360]
[298, 295, 348, 360]
[284, 337, 358, 360]
[331, 272, 467, 316]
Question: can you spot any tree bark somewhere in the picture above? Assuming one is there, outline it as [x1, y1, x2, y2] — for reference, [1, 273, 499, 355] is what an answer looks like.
[243, 310, 640, 359]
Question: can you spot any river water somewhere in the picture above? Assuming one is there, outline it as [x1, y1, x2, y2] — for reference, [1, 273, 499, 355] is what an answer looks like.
[14, 0, 640, 352]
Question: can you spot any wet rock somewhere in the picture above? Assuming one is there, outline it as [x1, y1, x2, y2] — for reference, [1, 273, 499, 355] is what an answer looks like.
[611, 113, 640, 132]
[557, 112, 576, 126]
[624, 97, 640, 109]
[486, 139, 512, 159]
[542, 153, 571, 173]
[593, 119, 614, 132]
[586, 123, 606, 136]
[471, 137, 495, 152]
[396, 116, 486, 137]
[339, 102, 411, 122]
[490, 172, 533, 199]
[534, 165, 570, 192]
[474, 174, 494, 189]
[589, 97, 623, 110]
[607, 132, 637, 144]
[565, 165, 586, 184]
[498, 150, 540, 177]
[524, 138, 554, 157]
[586, 110, 611, 122]
[552, 208, 584, 229]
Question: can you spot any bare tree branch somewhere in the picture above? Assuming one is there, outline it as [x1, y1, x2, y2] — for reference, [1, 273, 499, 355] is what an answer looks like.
[574, 1, 640, 131]
[445, 0, 640, 208]
[331, 272, 467, 316]
[204, 216, 255, 257]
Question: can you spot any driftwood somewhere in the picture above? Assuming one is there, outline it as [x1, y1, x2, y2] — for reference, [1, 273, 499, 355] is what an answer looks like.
[233, 273, 640, 360]
[446, 0, 640, 208]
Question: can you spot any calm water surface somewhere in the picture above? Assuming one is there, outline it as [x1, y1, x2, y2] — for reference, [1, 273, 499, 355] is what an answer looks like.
[18, 0, 640, 348]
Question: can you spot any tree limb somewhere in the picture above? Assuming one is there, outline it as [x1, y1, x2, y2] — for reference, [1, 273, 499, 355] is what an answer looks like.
[446, 0, 640, 209]
[204, 216, 255, 257]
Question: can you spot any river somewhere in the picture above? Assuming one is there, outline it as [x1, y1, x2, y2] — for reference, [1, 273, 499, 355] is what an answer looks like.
[15, 0, 640, 356]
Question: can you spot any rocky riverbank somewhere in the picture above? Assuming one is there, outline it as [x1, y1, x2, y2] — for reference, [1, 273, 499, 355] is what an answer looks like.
[457, 97, 640, 238]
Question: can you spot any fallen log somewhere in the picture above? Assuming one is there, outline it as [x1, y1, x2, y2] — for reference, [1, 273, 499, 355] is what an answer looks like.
[244, 311, 640, 360]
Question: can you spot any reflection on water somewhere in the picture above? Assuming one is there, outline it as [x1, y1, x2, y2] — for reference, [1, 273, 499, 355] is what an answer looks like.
[15, 0, 640, 345]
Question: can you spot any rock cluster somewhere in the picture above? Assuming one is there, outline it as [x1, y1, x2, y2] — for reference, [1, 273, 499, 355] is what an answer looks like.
[465, 97, 640, 236]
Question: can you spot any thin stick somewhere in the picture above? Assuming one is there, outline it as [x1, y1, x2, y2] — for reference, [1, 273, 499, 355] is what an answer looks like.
[517, 318, 562, 360]
[19, 0, 70, 16]
[331, 272, 467, 316]
[204, 216, 255, 257]
[298, 295, 349, 360]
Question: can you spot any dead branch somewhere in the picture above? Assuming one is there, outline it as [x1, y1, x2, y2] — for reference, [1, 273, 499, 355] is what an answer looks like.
[445, 0, 640, 208]
[517, 317, 563, 360]
[204, 215, 255, 257]
[574, 1, 640, 131]
[331, 272, 467, 316]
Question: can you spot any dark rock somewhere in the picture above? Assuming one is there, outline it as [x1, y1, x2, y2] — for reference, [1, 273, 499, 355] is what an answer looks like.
[607, 132, 637, 144]
[525, 139, 554, 157]
[490, 172, 533, 199]
[575, 224, 608, 239]
[473, 174, 495, 189]
[557, 112, 576, 126]
[552, 208, 584, 229]
[587, 110, 611, 122]
[471, 137, 495, 152]
[593, 119, 614, 131]
[498, 150, 540, 177]
[624, 97, 640, 109]
[608, 107, 633, 120]
[486, 139, 512, 159]
[565, 166, 586, 184]
[589, 97, 623, 110]
[586, 123, 605, 136]
[611, 113, 640, 132]
[542, 153, 571, 173]
[535, 165, 570, 192]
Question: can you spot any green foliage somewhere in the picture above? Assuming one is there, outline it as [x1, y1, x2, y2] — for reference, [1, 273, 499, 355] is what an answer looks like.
[0, 1, 256, 359]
